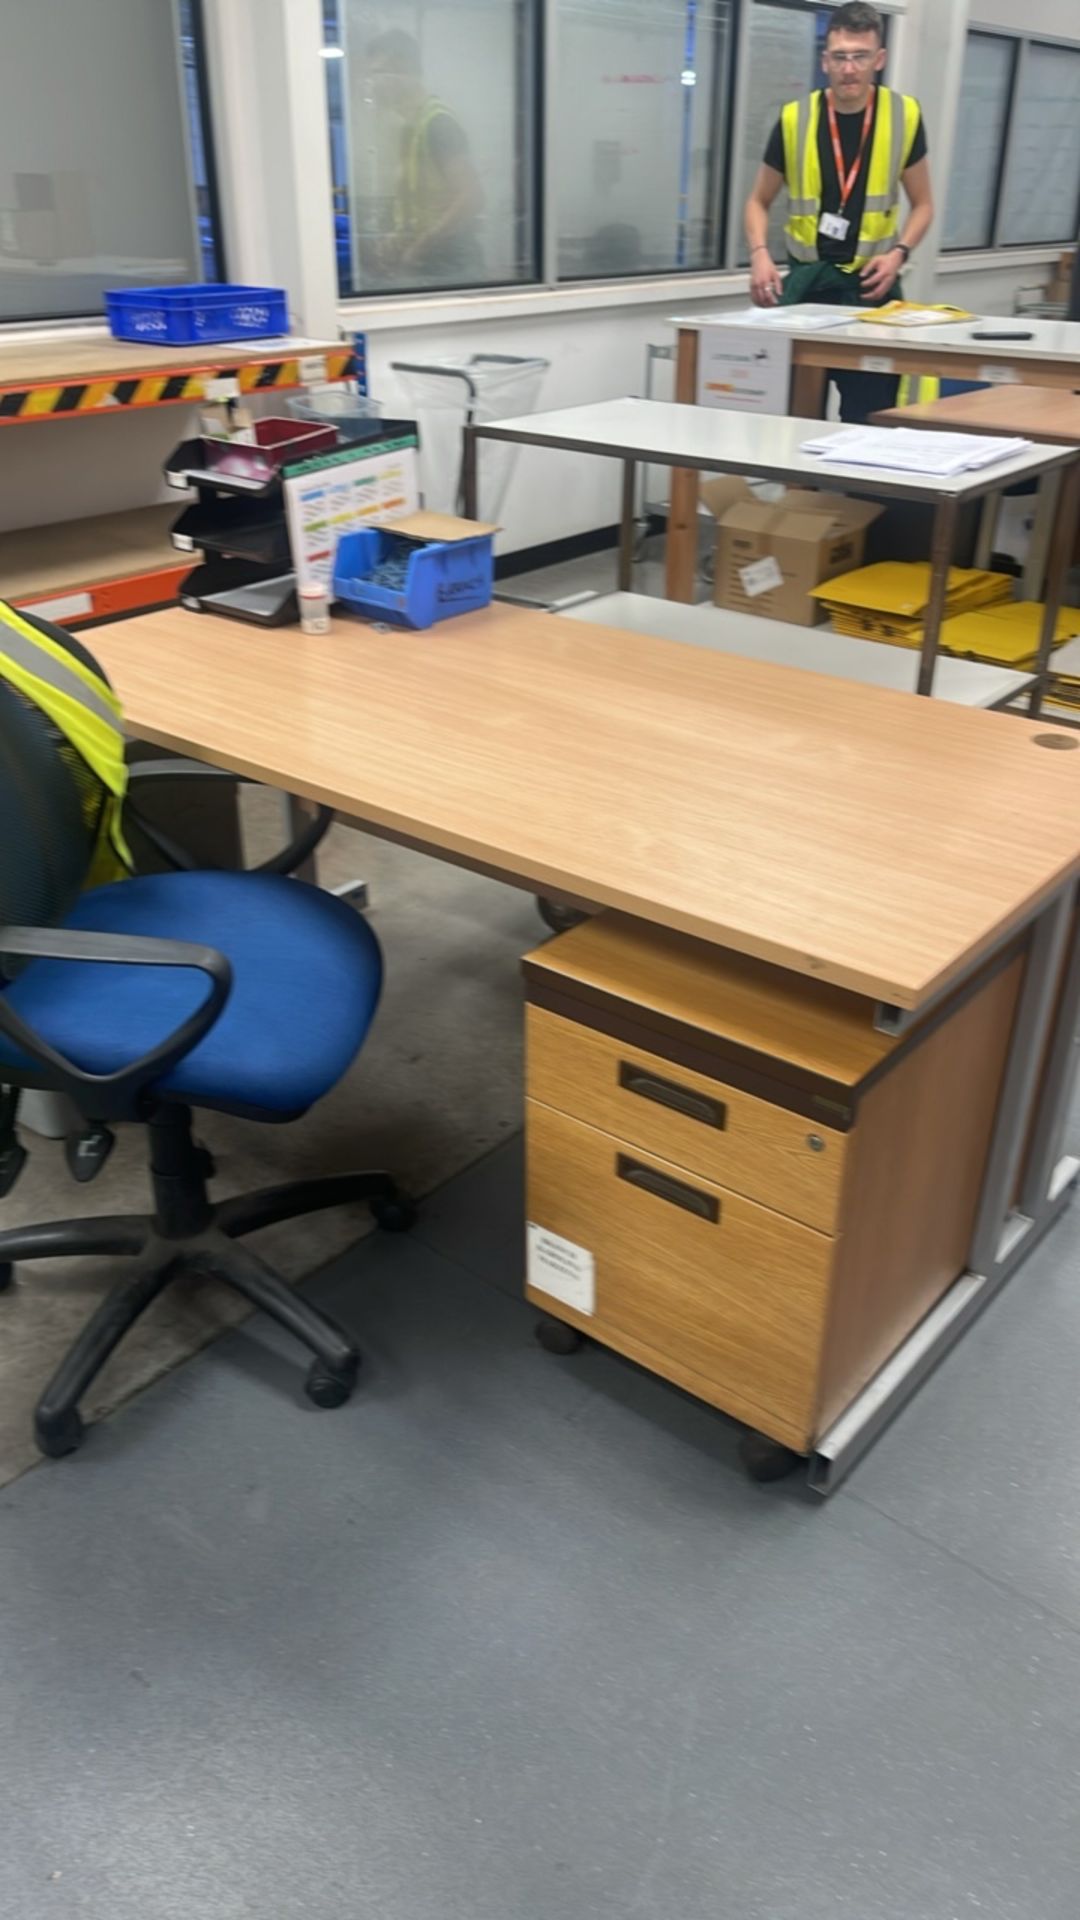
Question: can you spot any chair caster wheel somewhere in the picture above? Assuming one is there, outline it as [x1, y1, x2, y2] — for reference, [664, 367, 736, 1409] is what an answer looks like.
[304, 1357, 359, 1409]
[372, 1191, 417, 1233]
[535, 1317, 584, 1356]
[35, 1406, 85, 1459]
[0, 1262, 13, 1294]
[738, 1433, 802, 1484]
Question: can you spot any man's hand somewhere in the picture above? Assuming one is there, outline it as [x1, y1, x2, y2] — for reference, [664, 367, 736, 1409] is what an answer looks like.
[750, 250, 783, 307]
[860, 248, 904, 302]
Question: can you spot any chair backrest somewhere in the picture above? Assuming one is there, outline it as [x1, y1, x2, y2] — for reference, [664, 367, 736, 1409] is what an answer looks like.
[0, 612, 106, 929]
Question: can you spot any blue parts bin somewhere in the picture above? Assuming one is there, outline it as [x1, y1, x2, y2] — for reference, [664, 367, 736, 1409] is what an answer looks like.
[105, 283, 288, 346]
[333, 515, 496, 630]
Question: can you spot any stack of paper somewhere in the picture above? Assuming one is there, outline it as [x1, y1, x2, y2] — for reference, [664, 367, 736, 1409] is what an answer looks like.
[813, 562, 1015, 647]
[715, 305, 852, 333]
[801, 427, 1033, 476]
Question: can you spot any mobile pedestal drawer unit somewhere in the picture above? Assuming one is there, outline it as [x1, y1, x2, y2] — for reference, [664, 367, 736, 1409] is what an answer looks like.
[523, 913, 1022, 1482]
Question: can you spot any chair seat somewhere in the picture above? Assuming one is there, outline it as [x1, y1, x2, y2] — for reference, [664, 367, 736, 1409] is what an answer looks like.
[0, 872, 383, 1116]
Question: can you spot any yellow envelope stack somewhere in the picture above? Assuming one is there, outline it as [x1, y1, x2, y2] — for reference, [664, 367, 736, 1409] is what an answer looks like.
[812, 562, 1017, 651]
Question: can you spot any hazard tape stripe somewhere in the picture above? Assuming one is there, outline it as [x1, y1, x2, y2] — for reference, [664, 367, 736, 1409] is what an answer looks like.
[0, 348, 356, 421]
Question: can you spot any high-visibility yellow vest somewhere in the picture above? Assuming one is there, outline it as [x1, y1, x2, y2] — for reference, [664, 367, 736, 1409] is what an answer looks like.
[397, 97, 461, 240]
[781, 87, 921, 273]
[0, 601, 131, 887]
[897, 374, 942, 406]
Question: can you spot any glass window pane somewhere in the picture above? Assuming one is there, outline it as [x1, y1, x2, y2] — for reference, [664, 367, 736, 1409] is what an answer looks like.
[943, 34, 1014, 251]
[0, 0, 217, 323]
[328, 0, 538, 296]
[735, 1, 820, 269]
[554, 0, 734, 280]
[998, 42, 1080, 247]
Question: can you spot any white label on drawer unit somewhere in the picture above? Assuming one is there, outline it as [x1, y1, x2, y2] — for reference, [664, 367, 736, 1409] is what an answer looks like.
[527, 1224, 595, 1315]
[205, 374, 241, 402]
[739, 555, 784, 598]
[298, 353, 328, 384]
[860, 354, 895, 374]
[977, 363, 1021, 385]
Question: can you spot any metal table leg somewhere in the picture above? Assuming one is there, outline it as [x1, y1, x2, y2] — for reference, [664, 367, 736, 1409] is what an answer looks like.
[1029, 462, 1080, 719]
[618, 461, 637, 592]
[916, 496, 959, 698]
[810, 881, 1080, 1494]
[462, 424, 479, 520]
[285, 795, 368, 907]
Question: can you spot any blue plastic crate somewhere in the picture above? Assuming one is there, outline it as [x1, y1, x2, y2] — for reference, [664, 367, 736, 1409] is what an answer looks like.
[105, 282, 289, 346]
[333, 525, 494, 630]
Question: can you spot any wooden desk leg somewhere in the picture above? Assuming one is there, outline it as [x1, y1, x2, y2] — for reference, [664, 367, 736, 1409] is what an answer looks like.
[618, 460, 637, 591]
[665, 329, 700, 604]
[916, 496, 958, 698]
[790, 360, 829, 420]
[1029, 463, 1080, 718]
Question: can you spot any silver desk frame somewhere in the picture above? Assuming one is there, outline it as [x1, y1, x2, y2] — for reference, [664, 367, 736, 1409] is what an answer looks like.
[465, 407, 1080, 716]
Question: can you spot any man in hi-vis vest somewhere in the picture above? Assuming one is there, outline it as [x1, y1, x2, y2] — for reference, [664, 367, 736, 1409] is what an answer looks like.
[744, 1, 934, 421]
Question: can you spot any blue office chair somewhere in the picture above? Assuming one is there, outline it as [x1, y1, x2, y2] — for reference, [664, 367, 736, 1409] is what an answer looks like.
[0, 612, 414, 1459]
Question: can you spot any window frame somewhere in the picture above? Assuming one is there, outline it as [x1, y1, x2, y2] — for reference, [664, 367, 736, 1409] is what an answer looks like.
[326, 0, 545, 301]
[943, 23, 1080, 256]
[181, 0, 227, 283]
[327, 0, 918, 305]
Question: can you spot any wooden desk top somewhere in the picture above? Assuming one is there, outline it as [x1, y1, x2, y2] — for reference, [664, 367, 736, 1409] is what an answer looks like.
[89, 603, 1080, 1010]
[0, 332, 342, 391]
[874, 386, 1080, 443]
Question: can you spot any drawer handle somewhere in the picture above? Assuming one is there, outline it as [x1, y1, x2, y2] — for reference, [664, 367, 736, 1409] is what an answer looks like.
[617, 1154, 719, 1224]
[618, 1062, 726, 1130]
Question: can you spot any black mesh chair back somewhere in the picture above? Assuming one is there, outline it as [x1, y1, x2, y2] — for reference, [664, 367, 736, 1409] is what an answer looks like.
[0, 612, 106, 929]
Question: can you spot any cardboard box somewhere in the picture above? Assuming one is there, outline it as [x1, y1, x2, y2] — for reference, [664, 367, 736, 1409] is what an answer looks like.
[705, 487, 884, 627]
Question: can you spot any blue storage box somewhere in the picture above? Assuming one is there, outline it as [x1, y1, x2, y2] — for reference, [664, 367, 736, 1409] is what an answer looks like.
[105, 282, 289, 346]
[333, 513, 497, 630]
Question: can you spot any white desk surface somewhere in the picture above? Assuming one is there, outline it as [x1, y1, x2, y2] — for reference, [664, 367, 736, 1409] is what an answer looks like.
[559, 592, 1032, 710]
[478, 399, 1075, 500]
[669, 311, 1080, 364]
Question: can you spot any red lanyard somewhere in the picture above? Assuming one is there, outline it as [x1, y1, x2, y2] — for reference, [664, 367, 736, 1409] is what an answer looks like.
[826, 90, 875, 212]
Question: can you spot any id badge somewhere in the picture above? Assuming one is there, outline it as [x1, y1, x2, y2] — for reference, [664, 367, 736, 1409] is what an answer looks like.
[819, 211, 850, 240]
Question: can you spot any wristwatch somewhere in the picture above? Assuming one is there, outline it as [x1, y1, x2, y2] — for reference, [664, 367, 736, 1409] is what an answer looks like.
[896, 243, 911, 264]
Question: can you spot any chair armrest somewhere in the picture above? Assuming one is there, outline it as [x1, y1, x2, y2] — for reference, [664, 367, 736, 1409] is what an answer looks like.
[0, 926, 232, 1118]
[125, 760, 335, 876]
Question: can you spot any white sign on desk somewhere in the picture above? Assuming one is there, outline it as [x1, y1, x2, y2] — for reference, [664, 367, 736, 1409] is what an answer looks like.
[696, 322, 793, 416]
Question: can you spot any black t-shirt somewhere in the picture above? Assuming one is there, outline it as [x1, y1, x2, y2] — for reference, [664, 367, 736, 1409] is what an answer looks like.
[763, 89, 927, 265]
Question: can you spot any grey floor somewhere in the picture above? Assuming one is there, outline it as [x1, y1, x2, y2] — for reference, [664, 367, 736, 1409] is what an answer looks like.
[3, 1121, 1080, 1919]
[5, 541, 1080, 1917]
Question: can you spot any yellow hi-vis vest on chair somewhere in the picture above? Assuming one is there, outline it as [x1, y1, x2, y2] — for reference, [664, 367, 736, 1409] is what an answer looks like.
[0, 601, 131, 886]
[781, 87, 920, 273]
